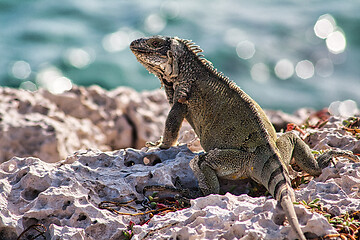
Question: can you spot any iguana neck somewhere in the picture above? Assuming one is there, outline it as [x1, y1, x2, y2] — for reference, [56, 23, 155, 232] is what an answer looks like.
[172, 52, 211, 83]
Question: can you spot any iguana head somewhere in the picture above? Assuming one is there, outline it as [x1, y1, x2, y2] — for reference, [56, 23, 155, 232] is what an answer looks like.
[130, 36, 184, 84]
[131, 36, 230, 89]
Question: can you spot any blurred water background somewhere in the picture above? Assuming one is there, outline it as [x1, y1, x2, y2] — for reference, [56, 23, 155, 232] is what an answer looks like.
[1, 0, 359, 113]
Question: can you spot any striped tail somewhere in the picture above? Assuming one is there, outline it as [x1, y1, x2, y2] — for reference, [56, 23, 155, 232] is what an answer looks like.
[277, 183, 306, 240]
[252, 152, 306, 240]
[269, 161, 306, 240]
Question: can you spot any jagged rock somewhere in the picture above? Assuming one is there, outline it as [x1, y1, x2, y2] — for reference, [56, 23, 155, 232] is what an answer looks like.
[134, 193, 336, 240]
[0, 86, 198, 164]
[0, 145, 197, 240]
[264, 109, 312, 132]
[305, 116, 360, 154]
[1, 86, 360, 240]
[0, 86, 324, 165]
[0, 86, 170, 164]
[1, 141, 358, 240]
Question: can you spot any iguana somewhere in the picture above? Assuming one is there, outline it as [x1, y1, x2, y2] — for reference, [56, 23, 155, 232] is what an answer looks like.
[130, 36, 359, 240]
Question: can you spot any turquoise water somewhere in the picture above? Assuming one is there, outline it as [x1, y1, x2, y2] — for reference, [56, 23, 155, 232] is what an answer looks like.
[1, 0, 359, 112]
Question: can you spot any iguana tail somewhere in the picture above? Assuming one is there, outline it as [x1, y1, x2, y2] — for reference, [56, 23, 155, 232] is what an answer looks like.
[277, 184, 306, 240]
[254, 152, 306, 240]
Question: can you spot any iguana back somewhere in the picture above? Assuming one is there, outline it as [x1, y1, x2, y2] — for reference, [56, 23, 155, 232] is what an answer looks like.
[185, 70, 277, 152]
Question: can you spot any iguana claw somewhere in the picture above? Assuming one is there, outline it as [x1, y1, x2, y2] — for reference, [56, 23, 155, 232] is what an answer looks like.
[317, 149, 360, 169]
[145, 136, 163, 148]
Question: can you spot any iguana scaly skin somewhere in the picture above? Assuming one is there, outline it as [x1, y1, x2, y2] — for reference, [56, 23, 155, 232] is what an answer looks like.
[130, 36, 359, 240]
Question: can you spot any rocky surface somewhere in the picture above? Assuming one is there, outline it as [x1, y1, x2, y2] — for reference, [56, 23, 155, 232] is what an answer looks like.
[0, 86, 197, 164]
[1, 137, 359, 240]
[305, 116, 360, 154]
[0, 86, 166, 164]
[0, 146, 197, 240]
[0, 86, 318, 165]
[0, 86, 359, 240]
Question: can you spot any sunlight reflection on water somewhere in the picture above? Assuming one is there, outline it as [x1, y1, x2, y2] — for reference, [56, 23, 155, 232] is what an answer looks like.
[236, 40, 256, 60]
[102, 28, 144, 53]
[250, 63, 269, 83]
[314, 14, 346, 54]
[295, 60, 315, 80]
[314, 14, 336, 39]
[274, 59, 294, 80]
[326, 31, 346, 54]
[1, 0, 359, 110]
[145, 14, 166, 34]
[315, 58, 334, 78]
[65, 48, 94, 69]
[329, 100, 358, 118]
[11, 61, 31, 80]
[36, 66, 72, 94]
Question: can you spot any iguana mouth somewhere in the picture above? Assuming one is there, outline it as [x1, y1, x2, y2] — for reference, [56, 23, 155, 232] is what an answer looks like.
[130, 46, 153, 54]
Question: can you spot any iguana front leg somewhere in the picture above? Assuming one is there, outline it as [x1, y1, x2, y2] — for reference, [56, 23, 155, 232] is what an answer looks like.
[147, 101, 188, 149]
[163, 80, 175, 105]
[276, 131, 359, 175]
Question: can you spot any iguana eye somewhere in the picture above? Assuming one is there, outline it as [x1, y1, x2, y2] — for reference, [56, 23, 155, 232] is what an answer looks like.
[149, 39, 164, 48]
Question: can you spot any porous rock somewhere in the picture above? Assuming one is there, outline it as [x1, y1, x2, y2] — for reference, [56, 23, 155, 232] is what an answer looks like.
[0, 145, 197, 240]
[0, 86, 311, 164]
[1, 139, 360, 239]
[1, 86, 360, 239]
[1, 86, 312, 165]
[305, 116, 360, 154]
[0, 86, 173, 164]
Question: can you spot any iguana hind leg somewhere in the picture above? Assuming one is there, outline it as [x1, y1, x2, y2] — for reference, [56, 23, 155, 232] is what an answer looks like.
[190, 154, 220, 195]
[190, 147, 306, 240]
[276, 131, 359, 176]
[276, 131, 322, 176]
[190, 147, 293, 198]
[189, 149, 251, 195]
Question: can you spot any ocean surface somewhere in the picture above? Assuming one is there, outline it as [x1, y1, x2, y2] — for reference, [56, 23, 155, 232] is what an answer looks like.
[1, 0, 359, 112]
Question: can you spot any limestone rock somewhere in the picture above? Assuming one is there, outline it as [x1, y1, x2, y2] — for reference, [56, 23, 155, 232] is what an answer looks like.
[0, 145, 197, 240]
[264, 109, 313, 132]
[305, 116, 360, 154]
[0, 86, 173, 164]
[134, 193, 336, 240]
[2, 142, 357, 240]
[1, 86, 360, 240]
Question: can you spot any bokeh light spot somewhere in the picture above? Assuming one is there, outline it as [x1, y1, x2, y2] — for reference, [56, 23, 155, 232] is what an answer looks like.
[50, 77, 72, 94]
[144, 14, 166, 34]
[326, 30, 346, 54]
[295, 60, 314, 79]
[315, 58, 333, 77]
[19, 81, 37, 91]
[250, 63, 269, 83]
[103, 30, 130, 52]
[314, 14, 336, 39]
[329, 100, 358, 117]
[65, 48, 93, 69]
[11, 61, 31, 79]
[224, 28, 247, 47]
[160, 1, 180, 19]
[236, 40, 255, 60]
[36, 66, 72, 94]
[274, 59, 294, 80]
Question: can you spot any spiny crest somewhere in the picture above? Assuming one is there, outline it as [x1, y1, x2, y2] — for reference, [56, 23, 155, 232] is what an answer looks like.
[177, 37, 240, 91]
